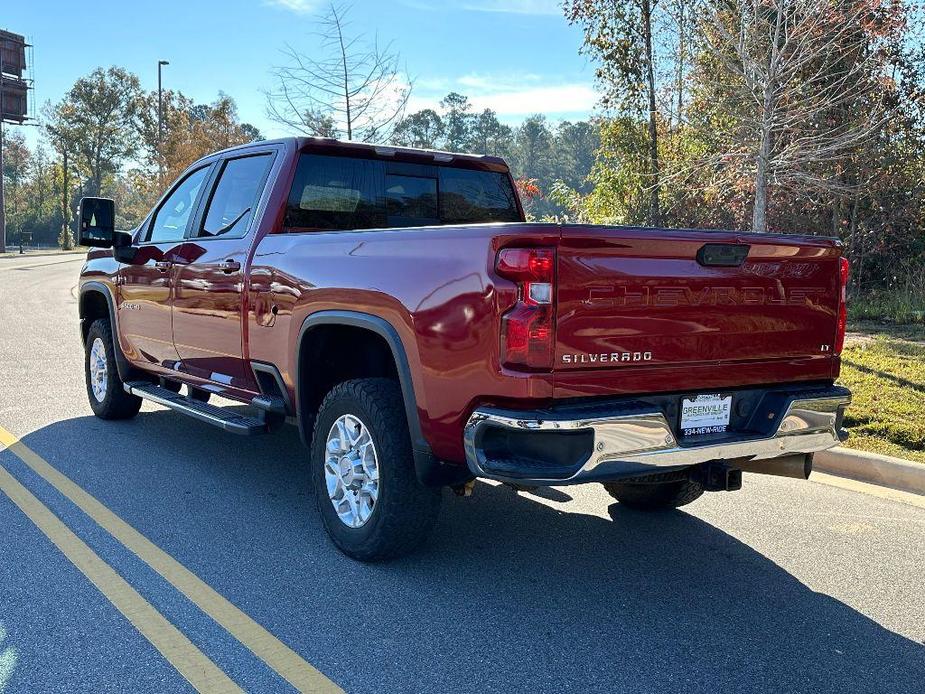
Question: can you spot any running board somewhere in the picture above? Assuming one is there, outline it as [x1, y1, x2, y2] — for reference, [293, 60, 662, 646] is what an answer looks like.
[124, 381, 268, 435]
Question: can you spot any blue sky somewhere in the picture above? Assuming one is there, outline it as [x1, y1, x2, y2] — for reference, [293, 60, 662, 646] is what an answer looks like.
[4, 0, 596, 148]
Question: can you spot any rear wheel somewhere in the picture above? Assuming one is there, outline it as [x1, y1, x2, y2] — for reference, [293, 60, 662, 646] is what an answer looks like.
[311, 378, 441, 561]
[603, 473, 704, 510]
[85, 319, 142, 420]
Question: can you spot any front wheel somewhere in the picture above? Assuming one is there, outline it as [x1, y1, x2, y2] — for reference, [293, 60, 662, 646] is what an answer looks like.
[85, 319, 142, 420]
[311, 378, 441, 561]
[603, 474, 704, 510]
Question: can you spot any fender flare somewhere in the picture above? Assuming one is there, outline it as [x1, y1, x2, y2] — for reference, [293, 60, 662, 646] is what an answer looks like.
[79, 282, 134, 382]
[296, 310, 468, 487]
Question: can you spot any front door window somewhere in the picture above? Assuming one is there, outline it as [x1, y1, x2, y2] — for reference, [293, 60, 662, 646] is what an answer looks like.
[147, 167, 210, 243]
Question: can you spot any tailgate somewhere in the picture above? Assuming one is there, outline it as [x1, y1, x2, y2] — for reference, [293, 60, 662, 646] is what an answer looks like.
[555, 226, 842, 376]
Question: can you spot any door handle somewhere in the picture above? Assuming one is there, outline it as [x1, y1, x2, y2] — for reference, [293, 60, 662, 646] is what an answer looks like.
[218, 259, 241, 274]
[154, 260, 172, 272]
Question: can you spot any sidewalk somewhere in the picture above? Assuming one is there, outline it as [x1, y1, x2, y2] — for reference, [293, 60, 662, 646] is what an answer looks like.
[0, 248, 86, 260]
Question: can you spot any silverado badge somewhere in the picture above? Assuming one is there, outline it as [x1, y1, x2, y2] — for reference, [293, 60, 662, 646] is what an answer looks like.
[562, 351, 653, 365]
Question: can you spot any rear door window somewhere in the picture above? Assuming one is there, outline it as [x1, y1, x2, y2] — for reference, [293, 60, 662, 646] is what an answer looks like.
[198, 153, 274, 239]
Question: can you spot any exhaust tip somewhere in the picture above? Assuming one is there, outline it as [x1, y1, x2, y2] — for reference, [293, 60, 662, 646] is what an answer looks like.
[735, 454, 813, 480]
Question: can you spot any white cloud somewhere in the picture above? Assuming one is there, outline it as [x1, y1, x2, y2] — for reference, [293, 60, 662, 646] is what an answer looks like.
[264, 0, 321, 13]
[461, 0, 562, 14]
[456, 72, 544, 91]
[416, 76, 453, 91]
[411, 71, 597, 117]
[408, 82, 597, 117]
[270, 0, 563, 18]
[401, 0, 562, 14]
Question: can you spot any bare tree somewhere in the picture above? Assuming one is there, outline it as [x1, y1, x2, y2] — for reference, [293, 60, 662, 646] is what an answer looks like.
[266, 2, 411, 142]
[566, 0, 704, 226]
[700, 0, 888, 231]
[659, 0, 700, 129]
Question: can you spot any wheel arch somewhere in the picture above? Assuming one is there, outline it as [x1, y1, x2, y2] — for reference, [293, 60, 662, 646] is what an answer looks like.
[296, 310, 424, 445]
[296, 310, 466, 487]
[79, 282, 134, 381]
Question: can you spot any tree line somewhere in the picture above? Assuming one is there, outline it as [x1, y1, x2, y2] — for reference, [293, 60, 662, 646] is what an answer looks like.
[391, 94, 599, 219]
[2, 66, 262, 248]
[2, 0, 923, 304]
[1, 64, 598, 246]
[560, 0, 925, 300]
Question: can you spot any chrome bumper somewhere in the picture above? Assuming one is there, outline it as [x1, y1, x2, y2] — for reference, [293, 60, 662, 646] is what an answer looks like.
[463, 388, 851, 485]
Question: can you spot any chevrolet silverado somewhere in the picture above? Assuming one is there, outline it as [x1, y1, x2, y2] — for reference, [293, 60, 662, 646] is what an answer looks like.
[77, 137, 851, 560]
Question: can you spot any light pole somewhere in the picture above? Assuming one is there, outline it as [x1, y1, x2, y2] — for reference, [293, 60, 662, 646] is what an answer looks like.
[157, 59, 169, 189]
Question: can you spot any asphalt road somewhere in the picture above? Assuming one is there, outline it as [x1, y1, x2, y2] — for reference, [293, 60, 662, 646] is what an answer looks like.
[1, 252, 923, 693]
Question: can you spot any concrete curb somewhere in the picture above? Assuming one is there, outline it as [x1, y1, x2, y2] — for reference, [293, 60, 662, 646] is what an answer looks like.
[814, 447, 925, 496]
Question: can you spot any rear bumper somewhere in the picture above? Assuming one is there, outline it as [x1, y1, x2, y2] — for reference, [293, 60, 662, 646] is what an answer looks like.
[463, 385, 851, 486]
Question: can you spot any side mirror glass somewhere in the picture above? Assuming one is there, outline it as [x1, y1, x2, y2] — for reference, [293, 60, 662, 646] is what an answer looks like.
[78, 197, 116, 248]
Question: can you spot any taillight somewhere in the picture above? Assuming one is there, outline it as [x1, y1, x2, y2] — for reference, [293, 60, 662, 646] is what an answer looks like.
[496, 247, 555, 369]
[834, 256, 849, 355]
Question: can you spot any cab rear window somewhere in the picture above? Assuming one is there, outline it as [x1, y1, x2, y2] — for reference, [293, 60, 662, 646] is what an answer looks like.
[284, 154, 520, 231]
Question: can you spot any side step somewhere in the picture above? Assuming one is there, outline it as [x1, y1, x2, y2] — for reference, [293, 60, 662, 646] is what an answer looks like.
[124, 381, 268, 435]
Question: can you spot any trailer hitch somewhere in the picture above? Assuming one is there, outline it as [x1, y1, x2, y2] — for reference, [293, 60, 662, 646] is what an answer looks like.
[695, 461, 743, 492]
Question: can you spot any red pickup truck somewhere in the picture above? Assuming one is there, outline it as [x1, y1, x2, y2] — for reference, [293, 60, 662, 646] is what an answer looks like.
[77, 137, 851, 560]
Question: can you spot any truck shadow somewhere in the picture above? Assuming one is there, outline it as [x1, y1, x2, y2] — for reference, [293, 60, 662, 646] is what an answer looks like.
[12, 410, 925, 694]
[841, 358, 925, 394]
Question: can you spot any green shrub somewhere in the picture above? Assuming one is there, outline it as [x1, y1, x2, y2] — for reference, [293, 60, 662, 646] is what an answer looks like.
[849, 290, 925, 324]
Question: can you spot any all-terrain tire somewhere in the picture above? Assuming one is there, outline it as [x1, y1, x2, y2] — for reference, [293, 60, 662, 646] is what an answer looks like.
[84, 319, 142, 420]
[603, 475, 704, 510]
[311, 378, 442, 561]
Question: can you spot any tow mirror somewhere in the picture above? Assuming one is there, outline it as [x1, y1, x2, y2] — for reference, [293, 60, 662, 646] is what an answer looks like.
[78, 197, 116, 248]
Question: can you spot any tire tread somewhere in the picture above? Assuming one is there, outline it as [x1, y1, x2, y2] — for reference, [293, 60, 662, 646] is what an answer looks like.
[311, 378, 441, 561]
[85, 319, 142, 420]
[603, 476, 704, 510]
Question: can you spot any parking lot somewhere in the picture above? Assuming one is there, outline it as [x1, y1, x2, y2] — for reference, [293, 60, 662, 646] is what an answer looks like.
[1, 252, 924, 693]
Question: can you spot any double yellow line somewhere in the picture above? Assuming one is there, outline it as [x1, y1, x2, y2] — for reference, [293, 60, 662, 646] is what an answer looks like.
[0, 427, 342, 693]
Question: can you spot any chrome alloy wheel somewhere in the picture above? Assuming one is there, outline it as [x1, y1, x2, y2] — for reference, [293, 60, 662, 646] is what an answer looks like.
[89, 337, 108, 403]
[324, 414, 380, 528]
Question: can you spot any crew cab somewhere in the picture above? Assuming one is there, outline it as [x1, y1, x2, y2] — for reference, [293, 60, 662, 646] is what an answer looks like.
[77, 137, 851, 560]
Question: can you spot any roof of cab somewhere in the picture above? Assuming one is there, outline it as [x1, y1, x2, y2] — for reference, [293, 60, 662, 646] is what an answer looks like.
[210, 136, 510, 171]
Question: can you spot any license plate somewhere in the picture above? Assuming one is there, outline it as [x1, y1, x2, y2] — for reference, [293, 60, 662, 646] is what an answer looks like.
[680, 394, 732, 436]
